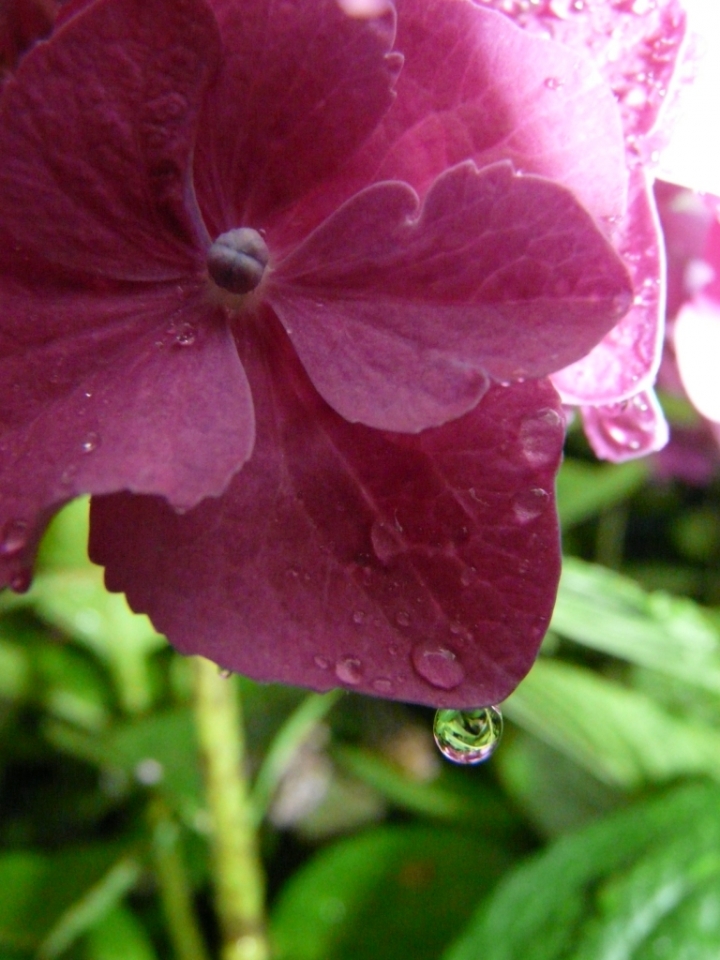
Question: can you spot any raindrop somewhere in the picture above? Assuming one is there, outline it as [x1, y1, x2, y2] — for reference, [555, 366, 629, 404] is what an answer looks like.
[372, 678, 394, 694]
[173, 322, 197, 347]
[543, 76, 564, 90]
[513, 487, 550, 523]
[1, 519, 28, 558]
[433, 706, 503, 764]
[335, 656, 363, 685]
[395, 610, 411, 627]
[519, 409, 564, 466]
[80, 431, 100, 454]
[411, 642, 465, 690]
[370, 520, 403, 564]
[313, 655, 330, 670]
[352, 610, 365, 625]
[218, 667, 232, 679]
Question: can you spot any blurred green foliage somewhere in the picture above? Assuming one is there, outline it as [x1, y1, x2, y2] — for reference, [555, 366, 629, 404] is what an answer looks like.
[2, 401, 720, 959]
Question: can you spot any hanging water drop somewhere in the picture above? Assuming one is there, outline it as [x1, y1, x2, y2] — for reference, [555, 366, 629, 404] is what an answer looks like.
[433, 706, 503, 764]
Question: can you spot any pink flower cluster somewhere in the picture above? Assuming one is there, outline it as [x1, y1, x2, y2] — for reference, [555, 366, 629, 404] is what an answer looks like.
[0, 0, 687, 706]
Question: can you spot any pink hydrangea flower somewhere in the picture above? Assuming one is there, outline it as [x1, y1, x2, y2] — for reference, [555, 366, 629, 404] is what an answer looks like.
[659, 184, 720, 440]
[0, 0, 635, 707]
[474, 0, 688, 462]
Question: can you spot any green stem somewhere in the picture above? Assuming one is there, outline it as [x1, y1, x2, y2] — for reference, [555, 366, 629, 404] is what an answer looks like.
[148, 798, 211, 960]
[192, 657, 269, 960]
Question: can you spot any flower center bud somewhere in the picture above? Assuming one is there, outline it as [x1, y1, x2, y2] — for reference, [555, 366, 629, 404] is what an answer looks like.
[207, 228, 269, 295]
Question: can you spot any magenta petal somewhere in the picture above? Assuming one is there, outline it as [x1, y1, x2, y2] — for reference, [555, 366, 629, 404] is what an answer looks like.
[0, 285, 254, 589]
[269, 161, 632, 431]
[193, 0, 400, 235]
[346, 0, 627, 221]
[551, 170, 664, 405]
[89, 323, 564, 708]
[0, 0, 220, 282]
[581, 389, 669, 463]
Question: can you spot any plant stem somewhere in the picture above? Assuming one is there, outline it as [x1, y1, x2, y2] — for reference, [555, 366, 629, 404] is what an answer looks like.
[149, 798, 211, 960]
[192, 657, 269, 960]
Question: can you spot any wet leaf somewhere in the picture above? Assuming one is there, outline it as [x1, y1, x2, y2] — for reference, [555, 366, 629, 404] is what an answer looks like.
[443, 781, 720, 960]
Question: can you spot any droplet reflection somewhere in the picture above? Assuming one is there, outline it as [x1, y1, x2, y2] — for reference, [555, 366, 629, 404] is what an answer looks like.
[433, 706, 503, 765]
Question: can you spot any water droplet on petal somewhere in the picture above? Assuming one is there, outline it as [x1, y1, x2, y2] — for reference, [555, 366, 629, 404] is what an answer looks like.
[433, 706, 503, 764]
[218, 667, 232, 679]
[460, 567, 475, 587]
[80, 431, 100, 454]
[395, 610, 410, 627]
[544, 76, 564, 90]
[173, 321, 197, 347]
[412, 642, 465, 690]
[519, 409, 563, 467]
[370, 520, 404, 565]
[335, 657, 363, 686]
[372, 678, 394, 694]
[513, 487, 550, 523]
[314, 656, 330, 670]
[1, 519, 28, 558]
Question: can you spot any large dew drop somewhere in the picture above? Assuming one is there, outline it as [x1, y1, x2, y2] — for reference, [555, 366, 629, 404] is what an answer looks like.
[433, 706, 503, 765]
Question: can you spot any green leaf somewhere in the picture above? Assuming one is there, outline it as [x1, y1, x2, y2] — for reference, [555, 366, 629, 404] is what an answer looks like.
[45, 709, 202, 820]
[504, 659, 720, 788]
[0, 846, 128, 953]
[332, 744, 510, 827]
[39, 858, 142, 959]
[553, 558, 720, 694]
[271, 826, 512, 960]
[36, 497, 93, 572]
[556, 460, 649, 528]
[443, 781, 720, 960]
[250, 690, 341, 825]
[495, 733, 624, 838]
[29, 566, 165, 715]
[83, 906, 158, 960]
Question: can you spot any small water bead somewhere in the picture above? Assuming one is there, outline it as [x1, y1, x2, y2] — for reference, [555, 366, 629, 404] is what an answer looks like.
[217, 667, 233, 679]
[519, 408, 564, 467]
[543, 75, 564, 90]
[207, 227, 269, 295]
[372, 678, 394, 694]
[80, 431, 100, 454]
[412, 642, 465, 690]
[395, 610, 411, 627]
[1, 519, 28, 558]
[173, 322, 197, 347]
[433, 706, 503, 765]
[313, 655, 330, 670]
[370, 520, 404, 565]
[335, 656, 363, 686]
[513, 487, 550, 523]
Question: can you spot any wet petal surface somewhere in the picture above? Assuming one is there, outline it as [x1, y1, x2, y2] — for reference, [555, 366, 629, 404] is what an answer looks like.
[90, 319, 564, 709]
